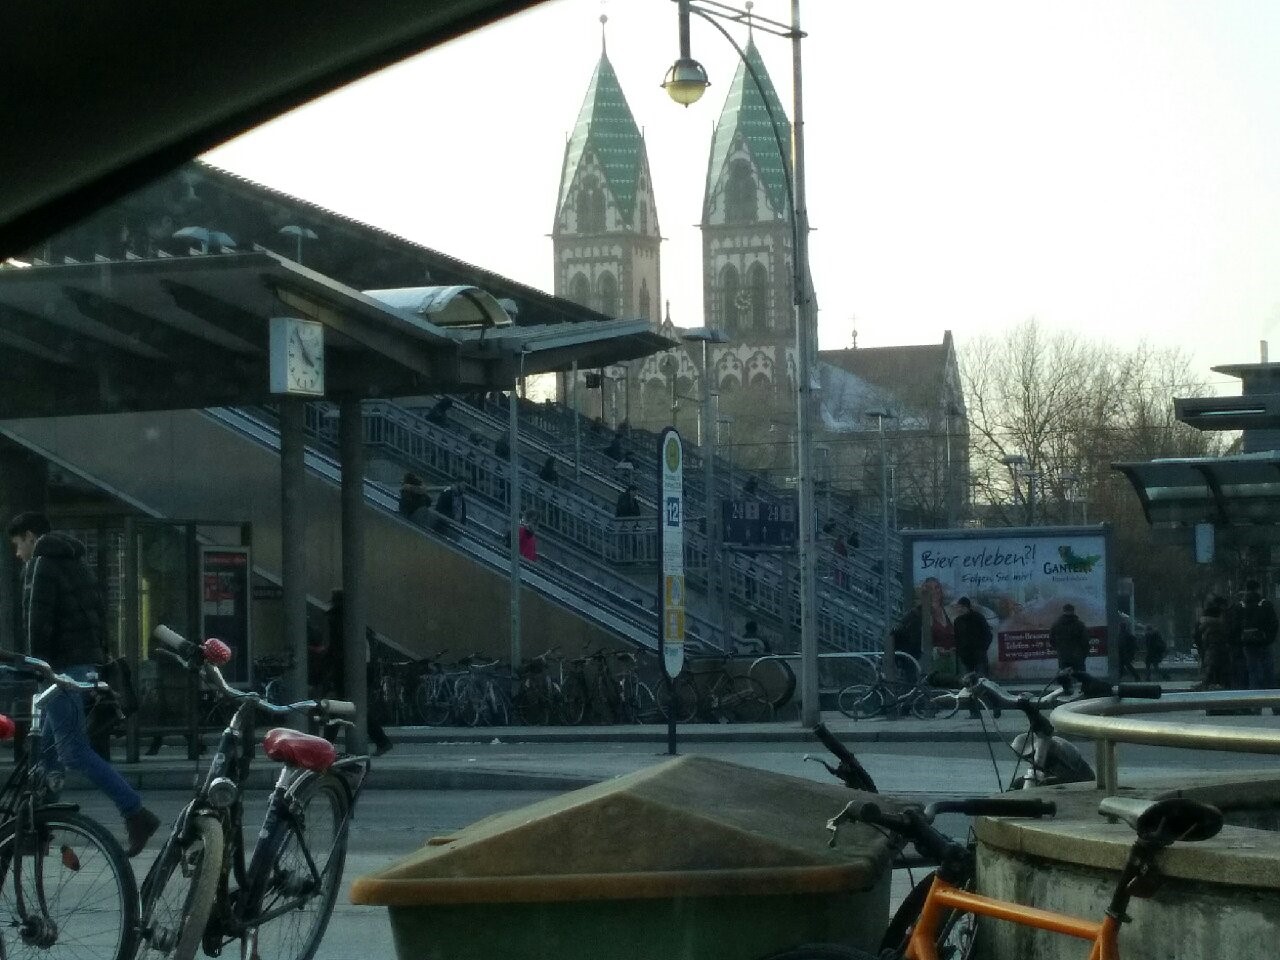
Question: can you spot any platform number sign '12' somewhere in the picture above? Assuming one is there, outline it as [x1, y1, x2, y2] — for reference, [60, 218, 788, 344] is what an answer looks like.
[659, 428, 685, 678]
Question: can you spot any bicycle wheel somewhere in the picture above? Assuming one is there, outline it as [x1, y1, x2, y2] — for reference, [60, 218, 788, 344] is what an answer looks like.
[837, 683, 884, 720]
[879, 870, 977, 960]
[244, 772, 350, 960]
[514, 678, 553, 726]
[559, 678, 588, 725]
[922, 687, 960, 720]
[0, 809, 140, 960]
[627, 679, 659, 724]
[726, 675, 774, 722]
[655, 675, 698, 723]
[414, 675, 453, 726]
[137, 814, 223, 960]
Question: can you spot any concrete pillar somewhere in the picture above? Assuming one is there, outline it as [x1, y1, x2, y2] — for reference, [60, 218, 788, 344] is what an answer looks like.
[279, 399, 308, 708]
[0, 443, 47, 651]
[339, 398, 369, 754]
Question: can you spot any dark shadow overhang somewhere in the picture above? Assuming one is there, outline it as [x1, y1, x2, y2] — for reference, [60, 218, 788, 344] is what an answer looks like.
[1113, 456, 1280, 542]
[1175, 394, 1280, 432]
[0, 252, 675, 419]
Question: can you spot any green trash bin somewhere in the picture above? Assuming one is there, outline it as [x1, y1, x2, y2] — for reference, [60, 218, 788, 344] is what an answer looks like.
[351, 755, 894, 960]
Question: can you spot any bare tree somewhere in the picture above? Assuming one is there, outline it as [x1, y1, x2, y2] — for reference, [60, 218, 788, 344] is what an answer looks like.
[960, 319, 1227, 634]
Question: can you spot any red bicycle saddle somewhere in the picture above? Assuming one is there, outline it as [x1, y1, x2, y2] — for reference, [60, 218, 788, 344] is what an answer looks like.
[262, 728, 336, 773]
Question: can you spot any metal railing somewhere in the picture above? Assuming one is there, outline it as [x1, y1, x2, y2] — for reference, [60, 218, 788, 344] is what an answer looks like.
[1051, 689, 1280, 793]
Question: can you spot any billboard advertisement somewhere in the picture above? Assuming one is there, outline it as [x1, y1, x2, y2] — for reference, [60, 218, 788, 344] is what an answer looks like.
[904, 528, 1112, 679]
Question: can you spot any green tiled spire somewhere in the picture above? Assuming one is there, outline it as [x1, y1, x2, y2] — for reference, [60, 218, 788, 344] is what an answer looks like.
[558, 52, 645, 224]
[706, 39, 792, 218]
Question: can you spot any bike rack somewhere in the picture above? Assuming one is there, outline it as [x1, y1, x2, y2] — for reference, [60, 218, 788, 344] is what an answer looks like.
[1050, 689, 1280, 793]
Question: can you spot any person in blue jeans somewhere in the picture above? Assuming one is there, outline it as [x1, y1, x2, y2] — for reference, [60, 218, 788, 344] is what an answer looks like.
[8, 512, 160, 856]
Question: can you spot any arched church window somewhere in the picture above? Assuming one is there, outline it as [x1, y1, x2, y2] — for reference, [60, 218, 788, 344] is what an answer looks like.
[638, 279, 651, 321]
[578, 179, 606, 233]
[570, 272, 591, 308]
[598, 272, 619, 317]
[720, 265, 741, 334]
[725, 159, 757, 224]
[749, 262, 770, 331]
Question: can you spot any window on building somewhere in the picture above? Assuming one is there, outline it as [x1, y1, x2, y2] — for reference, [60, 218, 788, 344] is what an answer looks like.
[638, 279, 651, 321]
[570, 272, 591, 307]
[749, 262, 770, 331]
[720, 264, 741, 333]
[598, 271, 619, 317]
[578, 179, 605, 233]
[725, 159, 757, 224]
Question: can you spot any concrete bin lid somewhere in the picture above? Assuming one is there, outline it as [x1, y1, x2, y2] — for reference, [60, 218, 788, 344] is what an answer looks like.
[351, 755, 893, 906]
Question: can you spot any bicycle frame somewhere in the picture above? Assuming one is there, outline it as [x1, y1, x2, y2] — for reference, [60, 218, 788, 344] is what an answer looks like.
[144, 680, 371, 952]
[907, 872, 1120, 960]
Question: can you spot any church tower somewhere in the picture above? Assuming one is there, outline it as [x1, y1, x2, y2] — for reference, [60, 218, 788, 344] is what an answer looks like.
[700, 37, 795, 394]
[552, 20, 661, 325]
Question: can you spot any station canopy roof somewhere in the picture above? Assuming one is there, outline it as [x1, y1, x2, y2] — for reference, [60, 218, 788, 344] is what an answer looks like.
[1113, 455, 1280, 543]
[0, 251, 673, 419]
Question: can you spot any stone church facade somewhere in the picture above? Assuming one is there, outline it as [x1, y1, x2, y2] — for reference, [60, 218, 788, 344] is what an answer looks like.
[553, 33, 968, 523]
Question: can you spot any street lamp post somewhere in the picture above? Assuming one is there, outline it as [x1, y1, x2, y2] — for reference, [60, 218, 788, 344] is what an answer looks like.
[682, 327, 729, 645]
[1002, 453, 1029, 525]
[867, 410, 897, 681]
[665, 0, 818, 724]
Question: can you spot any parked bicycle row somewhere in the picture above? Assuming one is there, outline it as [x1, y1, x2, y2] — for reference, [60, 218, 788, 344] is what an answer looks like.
[370, 646, 793, 726]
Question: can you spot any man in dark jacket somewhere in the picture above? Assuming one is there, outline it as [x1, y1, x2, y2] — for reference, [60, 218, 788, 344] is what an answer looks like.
[1048, 603, 1090, 672]
[1230, 578, 1278, 690]
[952, 597, 998, 718]
[614, 484, 641, 519]
[7, 512, 160, 856]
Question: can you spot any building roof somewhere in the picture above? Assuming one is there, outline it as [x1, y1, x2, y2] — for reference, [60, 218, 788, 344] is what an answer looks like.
[705, 39, 792, 221]
[34, 161, 616, 329]
[557, 52, 645, 224]
[819, 338, 951, 395]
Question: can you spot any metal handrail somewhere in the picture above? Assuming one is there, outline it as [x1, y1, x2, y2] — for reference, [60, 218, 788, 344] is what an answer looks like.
[1050, 688, 1280, 793]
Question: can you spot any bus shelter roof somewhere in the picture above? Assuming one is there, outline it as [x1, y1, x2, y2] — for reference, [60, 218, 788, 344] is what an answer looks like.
[0, 251, 673, 418]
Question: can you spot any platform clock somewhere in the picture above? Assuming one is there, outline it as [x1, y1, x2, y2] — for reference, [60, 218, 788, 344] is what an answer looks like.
[269, 316, 325, 396]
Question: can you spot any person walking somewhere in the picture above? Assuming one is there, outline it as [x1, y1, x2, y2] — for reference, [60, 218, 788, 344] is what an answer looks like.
[614, 483, 641, 519]
[952, 597, 999, 718]
[1118, 618, 1141, 681]
[1142, 624, 1168, 682]
[324, 591, 393, 756]
[518, 515, 539, 563]
[397, 472, 431, 521]
[1229, 578, 1278, 690]
[1048, 603, 1090, 673]
[1194, 597, 1229, 689]
[7, 512, 161, 856]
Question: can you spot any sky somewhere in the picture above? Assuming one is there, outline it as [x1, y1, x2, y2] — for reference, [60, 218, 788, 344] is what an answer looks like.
[207, 0, 1280, 393]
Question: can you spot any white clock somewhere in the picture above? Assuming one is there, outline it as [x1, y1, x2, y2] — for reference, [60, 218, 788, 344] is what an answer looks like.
[269, 317, 325, 396]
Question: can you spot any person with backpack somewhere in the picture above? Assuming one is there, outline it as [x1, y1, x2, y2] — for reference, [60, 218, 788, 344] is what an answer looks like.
[7, 512, 161, 856]
[1230, 578, 1278, 690]
[952, 597, 999, 718]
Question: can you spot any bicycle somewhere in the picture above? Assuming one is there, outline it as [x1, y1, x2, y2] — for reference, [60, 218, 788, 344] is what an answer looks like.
[138, 626, 370, 960]
[512, 648, 564, 726]
[410, 650, 454, 726]
[837, 670, 957, 721]
[657, 655, 773, 723]
[955, 670, 1161, 790]
[805, 792, 1222, 960]
[0, 654, 140, 960]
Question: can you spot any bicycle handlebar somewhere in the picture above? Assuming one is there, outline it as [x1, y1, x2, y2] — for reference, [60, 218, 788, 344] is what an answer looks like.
[3, 654, 111, 694]
[152, 624, 349, 722]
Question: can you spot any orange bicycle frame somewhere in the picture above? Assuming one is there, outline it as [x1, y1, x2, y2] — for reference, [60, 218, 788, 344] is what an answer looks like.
[906, 872, 1122, 960]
